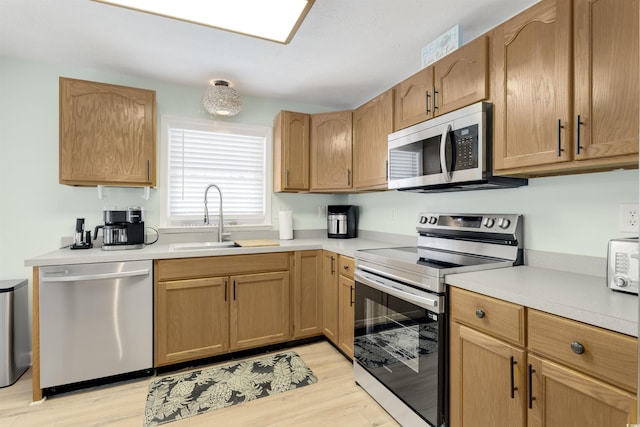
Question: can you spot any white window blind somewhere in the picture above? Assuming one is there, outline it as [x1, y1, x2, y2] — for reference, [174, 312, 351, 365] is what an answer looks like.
[163, 118, 268, 227]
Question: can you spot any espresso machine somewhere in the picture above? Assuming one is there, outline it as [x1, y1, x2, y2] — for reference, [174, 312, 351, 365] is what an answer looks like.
[94, 207, 145, 250]
[327, 205, 358, 239]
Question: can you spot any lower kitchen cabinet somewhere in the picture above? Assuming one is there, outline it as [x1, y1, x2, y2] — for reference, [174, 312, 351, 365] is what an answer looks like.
[322, 251, 339, 344]
[449, 287, 638, 427]
[528, 354, 637, 427]
[337, 255, 355, 359]
[154, 253, 291, 367]
[449, 288, 526, 427]
[337, 273, 355, 359]
[527, 309, 638, 427]
[292, 250, 323, 339]
[155, 276, 229, 366]
[321, 251, 355, 359]
[230, 271, 290, 351]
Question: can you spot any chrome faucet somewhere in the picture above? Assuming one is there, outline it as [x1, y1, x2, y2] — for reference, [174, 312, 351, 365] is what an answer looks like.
[204, 184, 224, 242]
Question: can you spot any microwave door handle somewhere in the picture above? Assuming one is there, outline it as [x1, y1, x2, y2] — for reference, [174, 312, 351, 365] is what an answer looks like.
[439, 123, 453, 182]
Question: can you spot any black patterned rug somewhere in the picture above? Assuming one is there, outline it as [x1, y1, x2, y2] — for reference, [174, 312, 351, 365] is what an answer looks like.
[143, 351, 317, 426]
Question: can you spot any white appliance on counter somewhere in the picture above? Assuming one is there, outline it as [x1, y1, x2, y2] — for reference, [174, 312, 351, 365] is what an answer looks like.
[39, 260, 153, 389]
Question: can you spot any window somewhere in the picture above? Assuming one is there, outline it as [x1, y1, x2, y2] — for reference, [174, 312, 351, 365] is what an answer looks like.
[160, 116, 270, 228]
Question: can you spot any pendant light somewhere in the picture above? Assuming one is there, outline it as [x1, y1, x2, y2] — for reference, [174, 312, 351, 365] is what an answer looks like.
[202, 80, 242, 117]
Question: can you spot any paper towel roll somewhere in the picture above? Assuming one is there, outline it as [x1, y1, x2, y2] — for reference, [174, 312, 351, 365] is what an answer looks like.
[279, 210, 293, 240]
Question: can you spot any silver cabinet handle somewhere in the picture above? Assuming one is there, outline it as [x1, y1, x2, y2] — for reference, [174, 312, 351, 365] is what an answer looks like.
[41, 269, 150, 282]
[347, 169, 351, 186]
[475, 309, 485, 318]
[285, 169, 289, 187]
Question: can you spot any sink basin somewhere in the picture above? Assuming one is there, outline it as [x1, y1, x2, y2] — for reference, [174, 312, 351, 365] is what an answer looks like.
[170, 241, 237, 251]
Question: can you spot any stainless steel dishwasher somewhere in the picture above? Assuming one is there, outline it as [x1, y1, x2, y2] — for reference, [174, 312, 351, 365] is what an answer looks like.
[39, 260, 153, 389]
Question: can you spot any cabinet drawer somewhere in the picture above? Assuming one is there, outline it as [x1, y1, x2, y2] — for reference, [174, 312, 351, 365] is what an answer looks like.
[338, 255, 355, 279]
[156, 253, 290, 281]
[528, 309, 638, 393]
[449, 287, 525, 346]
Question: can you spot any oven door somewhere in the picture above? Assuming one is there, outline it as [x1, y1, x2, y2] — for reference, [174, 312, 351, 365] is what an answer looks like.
[354, 269, 446, 427]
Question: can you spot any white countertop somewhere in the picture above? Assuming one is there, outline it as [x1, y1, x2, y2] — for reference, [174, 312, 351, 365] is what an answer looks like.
[445, 266, 638, 337]
[23, 237, 398, 267]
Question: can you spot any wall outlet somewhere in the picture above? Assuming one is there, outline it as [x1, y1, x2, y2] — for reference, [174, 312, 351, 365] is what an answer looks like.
[619, 203, 639, 233]
[318, 206, 326, 218]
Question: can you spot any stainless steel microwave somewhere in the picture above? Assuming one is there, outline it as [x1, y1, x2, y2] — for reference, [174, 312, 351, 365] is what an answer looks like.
[387, 102, 527, 192]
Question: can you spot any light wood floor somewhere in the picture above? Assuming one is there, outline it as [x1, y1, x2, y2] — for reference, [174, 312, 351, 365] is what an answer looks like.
[1, 341, 400, 427]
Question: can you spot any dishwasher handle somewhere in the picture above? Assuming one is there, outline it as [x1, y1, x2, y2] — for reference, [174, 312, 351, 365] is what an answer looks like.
[40, 269, 150, 282]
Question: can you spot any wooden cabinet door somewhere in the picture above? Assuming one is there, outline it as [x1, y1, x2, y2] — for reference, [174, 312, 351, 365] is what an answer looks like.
[433, 35, 489, 116]
[393, 66, 434, 131]
[292, 250, 323, 339]
[337, 274, 355, 359]
[155, 277, 229, 366]
[353, 89, 394, 190]
[573, 0, 639, 161]
[230, 271, 290, 350]
[449, 322, 526, 427]
[322, 251, 339, 345]
[527, 354, 637, 427]
[493, 0, 572, 171]
[59, 77, 156, 186]
[310, 110, 353, 191]
[273, 111, 310, 192]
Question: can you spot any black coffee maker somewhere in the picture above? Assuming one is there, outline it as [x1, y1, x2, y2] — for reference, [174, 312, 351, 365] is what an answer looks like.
[327, 205, 358, 239]
[94, 207, 145, 250]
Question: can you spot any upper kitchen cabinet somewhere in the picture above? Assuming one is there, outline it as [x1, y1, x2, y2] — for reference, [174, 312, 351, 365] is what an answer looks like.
[433, 36, 488, 116]
[573, 0, 639, 162]
[59, 77, 156, 187]
[393, 36, 489, 131]
[310, 110, 353, 191]
[393, 65, 434, 131]
[493, 0, 639, 175]
[273, 110, 310, 192]
[353, 89, 394, 190]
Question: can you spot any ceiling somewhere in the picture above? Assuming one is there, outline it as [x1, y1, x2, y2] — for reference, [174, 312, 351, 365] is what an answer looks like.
[0, 0, 539, 110]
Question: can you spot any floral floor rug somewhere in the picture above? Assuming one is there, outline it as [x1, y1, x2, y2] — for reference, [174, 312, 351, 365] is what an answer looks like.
[143, 351, 318, 426]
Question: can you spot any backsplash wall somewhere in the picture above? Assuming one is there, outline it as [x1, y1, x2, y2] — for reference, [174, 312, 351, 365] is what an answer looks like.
[348, 168, 639, 258]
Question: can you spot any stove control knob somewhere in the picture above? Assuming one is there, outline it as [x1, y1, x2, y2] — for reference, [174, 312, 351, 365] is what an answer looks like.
[498, 218, 511, 229]
[615, 276, 629, 288]
[483, 218, 495, 228]
[419, 215, 428, 224]
[428, 216, 437, 225]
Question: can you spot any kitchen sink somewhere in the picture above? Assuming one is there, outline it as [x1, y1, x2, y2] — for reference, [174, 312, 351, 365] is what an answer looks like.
[170, 241, 237, 251]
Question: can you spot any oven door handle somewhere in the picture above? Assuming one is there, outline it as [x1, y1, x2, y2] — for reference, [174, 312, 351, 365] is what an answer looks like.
[355, 270, 440, 311]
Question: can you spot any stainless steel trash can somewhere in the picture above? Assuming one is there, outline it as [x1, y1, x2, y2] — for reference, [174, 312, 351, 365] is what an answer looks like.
[0, 279, 29, 387]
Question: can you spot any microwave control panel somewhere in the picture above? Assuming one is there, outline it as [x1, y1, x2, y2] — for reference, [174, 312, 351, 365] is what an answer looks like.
[453, 124, 478, 170]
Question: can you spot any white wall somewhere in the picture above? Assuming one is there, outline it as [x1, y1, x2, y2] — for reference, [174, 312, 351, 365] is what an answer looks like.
[348, 169, 639, 258]
[0, 55, 341, 281]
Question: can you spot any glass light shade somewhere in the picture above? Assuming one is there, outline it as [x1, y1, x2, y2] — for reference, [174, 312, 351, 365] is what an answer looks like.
[202, 80, 242, 117]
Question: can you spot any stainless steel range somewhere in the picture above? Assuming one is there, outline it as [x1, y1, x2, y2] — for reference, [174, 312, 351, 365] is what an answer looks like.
[354, 213, 524, 427]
